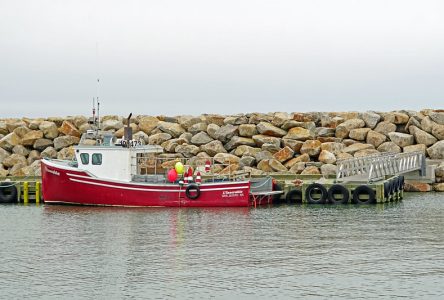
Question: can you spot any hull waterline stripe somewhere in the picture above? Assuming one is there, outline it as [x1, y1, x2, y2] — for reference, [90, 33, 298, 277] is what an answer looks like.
[69, 178, 249, 192]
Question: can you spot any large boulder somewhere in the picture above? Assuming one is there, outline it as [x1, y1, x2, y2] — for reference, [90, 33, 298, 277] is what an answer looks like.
[33, 138, 54, 151]
[6, 120, 27, 133]
[0, 133, 21, 151]
[53, 136, 80, 150]
[403, 144, 427, 155]
[174, 144, 200, 158]
[420, 116, 434, 133]
[320, 142, 344, 155]
[27, 150, 40, 165]
[0, 148, 10, 164]
[273, 146, 294, 163]
[257, 160, 273, 172]
[354, 149, 380, 157]
[269, 159, 288, 172]
[59, 120, 81, 137]
[256, 122, 287, 137]
[188, 122, 208, 135]
[315, 127, 336, 137]
[300, 140, 322, 157]
[282, 139, 304, 153]
[57, 146, 75, 160]
[366, 130, 387, 148]
[12, 145, 29, 157]
[200, 140, 227, 156]
[214, 124, 238, 143]
[177, 115, 202, 130]
[301, 166, 320, 175]
[255, 150, 274, 162]
[432, 123, 444, 140]
[377, 142, 401, 153]
[39, 121, 59, 139]
[203, 114, 226, 126]
[13, 126, 31, 138]
[252, 135, 281, 148]
[388, 132, 414, 147]
[319, 150, 336, 164]
[2, 153, 27, 168]
[238, 124, 258, 137]
[157, 121, 186, 138]
[206, 123, 220, 139]
[138, 116, 160, 134]
[0, 122, 8, 135]
[282, 120, 316, 131]
[234, 146, 261, 157]
[321, 164, 337, 176]
[224, 136, 256, 151]
[272, 112, 291, 127]
[214, 153, 240, 164]
[284, 153, 310, 168]
[21, 130, 44, 146]
[283, 127, 314, 141]
[335, 119, 365, 138]
[429, 111, 444, 125]
[190, 132, 213, 146]
[374, 121, 397, 136]
[409, 126, 437, 146]
[342, 143, 375, 155]
[223, 115, 248, 125]
[148, 133, 172, 145]
[427, 141, 444, 159]
[349, 128, 370, 141]
[41, 146, 58, 158]
[161, 138, 188, 152]
[361, 111, 381, 129]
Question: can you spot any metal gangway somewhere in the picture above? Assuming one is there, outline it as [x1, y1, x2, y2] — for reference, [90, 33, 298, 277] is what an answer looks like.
[336, 151, 426, 183]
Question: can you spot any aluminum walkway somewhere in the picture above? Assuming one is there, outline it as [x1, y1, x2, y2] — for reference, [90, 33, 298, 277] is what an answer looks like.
[336, 151, 426, 183]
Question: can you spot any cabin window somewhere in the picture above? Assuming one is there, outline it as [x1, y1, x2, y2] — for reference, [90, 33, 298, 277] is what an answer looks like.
[92, 153, 102, 165]
[80, 153, 89, 165]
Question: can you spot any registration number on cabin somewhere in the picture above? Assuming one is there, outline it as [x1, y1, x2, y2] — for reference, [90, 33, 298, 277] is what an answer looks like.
[120, 139, 142, 147]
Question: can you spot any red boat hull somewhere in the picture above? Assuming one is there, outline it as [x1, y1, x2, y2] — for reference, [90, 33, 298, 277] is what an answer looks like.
[41, 160, 251, 207]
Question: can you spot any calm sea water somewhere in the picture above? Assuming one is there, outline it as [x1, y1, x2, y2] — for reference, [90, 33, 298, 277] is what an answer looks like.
[0, 193, 443, 299]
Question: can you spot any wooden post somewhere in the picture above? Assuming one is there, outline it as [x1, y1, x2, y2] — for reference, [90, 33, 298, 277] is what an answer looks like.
[35, 182, 41, 204]
[23, 181, 29, 204]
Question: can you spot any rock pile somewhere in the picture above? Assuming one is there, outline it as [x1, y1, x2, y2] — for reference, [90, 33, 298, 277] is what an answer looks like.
[0, 110, 443, 186]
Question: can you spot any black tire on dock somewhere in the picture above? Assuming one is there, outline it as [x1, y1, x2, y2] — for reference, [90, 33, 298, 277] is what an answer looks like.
[305, 183, 328, 204]
[352, 185, 376, 204]
[384, 181, 393, 198]
[185, 184, 200, 200]
[273, 183, 283, 204]
[286, 189, 302, 204]
[0, 182, 18, 204]
[327, 184, 349, 204]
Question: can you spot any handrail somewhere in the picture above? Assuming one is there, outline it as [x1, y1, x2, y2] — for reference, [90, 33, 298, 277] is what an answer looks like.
[336, 151, 426, 183]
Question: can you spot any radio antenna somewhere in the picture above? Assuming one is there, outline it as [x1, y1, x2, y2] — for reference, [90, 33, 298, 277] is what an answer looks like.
[96, 78, 100, 129]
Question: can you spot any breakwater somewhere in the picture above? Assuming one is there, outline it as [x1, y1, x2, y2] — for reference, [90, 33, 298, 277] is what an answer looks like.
[1, 109, 443, 191]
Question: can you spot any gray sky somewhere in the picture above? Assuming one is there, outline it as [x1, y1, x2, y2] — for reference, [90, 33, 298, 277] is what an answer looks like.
[1, 0, 443, 118]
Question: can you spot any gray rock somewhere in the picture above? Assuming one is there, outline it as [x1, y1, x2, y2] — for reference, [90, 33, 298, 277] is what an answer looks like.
[377, 142, 401, 153]
[12, 145, 30, 157]
[161, 138, 188, 152]
[13, 126, 31, 138]
[261, 143, 281, 154]
[257, 122, 287, 137]
[188, 122, 208, 135]
[214, 124, 238, 143]
[224, 136, 256, 151]
[271, 112, 291, 127]
[0, 148, 11, 165]
[200, 140, 227, 156]
[6, 120, 27, 133]
[223, 115, 248, 125]
[420, 116, 434, 133]
[342, 143, 375, 155]
[409, 126, 437, 146]
[255, 150, 274, 162]
[289, 161, 307, 174]
[190, 132, 213, 146]
[21, 130, 44, 146]
[429, 111, 444, 125]
[374, 121, 397, 136]
[269, 159, 288, 172]
[101, 119, 124, 131]
[321, 164, 337, 176]
[248, 113, 273, 124]
[33, 138, 54, 151]
[233, 145, 261, 157]
[41, 146, 58, 159]
[361, 111, 381, 129]
[57, 146, 75, 160]
[281, 120, 316, 131]
[175, 144, 200, 158]
[27, 150, 40, 165]
[427, 141, 444, 159]
[157, 121, 186, 138]
[320, 142, 345, 155]
[179, 132, 193, 143]
[405, 117, 421, 133]
[53, 136, 80, 150]
[148, 133, 172, 145]
[133, 131, 149, 144]
[282, 139, 304, 153]
[206, 124, 220, 140]
[403, 144, 427, 155]
[257, 159, 273, 172]
[432, 123, 444, 140]
[214, 153, 240, 164]
[138, 116, 160, 134]
[283, 127, 314, 141]
[252, 135, 281, 148]
[177, 115, 202, 130]
[316, 127, 335, 137]
[388, 132, 415, 147]
[239, 156, 256, 167]
[0, 122, 7, 135]
[354, 149, 380, 157]
[435, 162, 444, 177]
[238, 124, 258, 137]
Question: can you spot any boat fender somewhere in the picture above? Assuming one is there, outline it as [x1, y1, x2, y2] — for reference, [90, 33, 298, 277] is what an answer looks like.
[384, 181, 392, 198]
[305, 183, 328, 204]
[285, 189, 302, 204]
[0, 182, 18, 203]
[185, 184, 200, 200]
[352, 185, 376, 204]
[327, 184, 349, 204]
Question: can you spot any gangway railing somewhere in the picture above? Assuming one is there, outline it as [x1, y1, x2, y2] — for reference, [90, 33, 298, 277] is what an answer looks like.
[336, 151, 426, 183]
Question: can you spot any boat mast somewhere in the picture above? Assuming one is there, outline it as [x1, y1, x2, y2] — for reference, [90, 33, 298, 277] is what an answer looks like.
[96, 78, 100, 129]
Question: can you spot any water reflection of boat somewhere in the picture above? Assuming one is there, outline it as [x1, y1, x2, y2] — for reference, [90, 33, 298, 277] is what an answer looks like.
[41, 115, 279, 207]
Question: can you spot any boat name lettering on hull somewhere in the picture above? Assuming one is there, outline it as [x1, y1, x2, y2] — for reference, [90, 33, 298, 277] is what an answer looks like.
[222, 190, 244, 198]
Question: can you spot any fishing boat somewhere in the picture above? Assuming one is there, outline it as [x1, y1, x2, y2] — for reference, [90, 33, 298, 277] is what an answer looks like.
[41, 114, 280, 207]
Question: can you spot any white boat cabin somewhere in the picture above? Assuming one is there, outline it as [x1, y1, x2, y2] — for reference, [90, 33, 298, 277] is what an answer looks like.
[74, 131, 163, 182]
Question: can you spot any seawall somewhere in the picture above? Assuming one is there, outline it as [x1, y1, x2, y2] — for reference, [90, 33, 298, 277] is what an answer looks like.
[1, 109, 443, 191]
